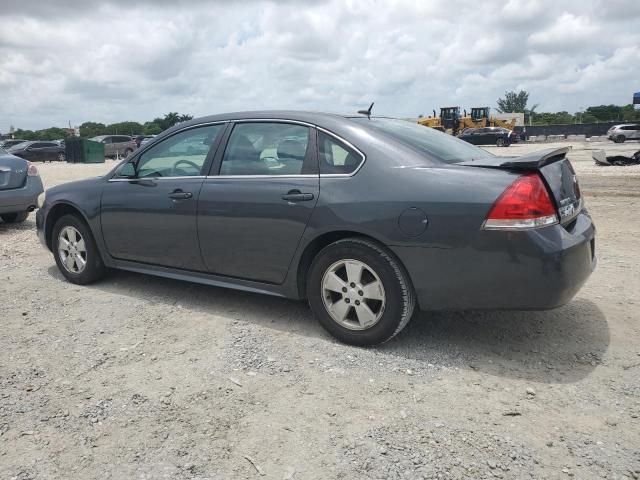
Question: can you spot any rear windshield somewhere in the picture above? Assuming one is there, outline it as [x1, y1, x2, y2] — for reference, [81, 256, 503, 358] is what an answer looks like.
[352, 117, 494, 164]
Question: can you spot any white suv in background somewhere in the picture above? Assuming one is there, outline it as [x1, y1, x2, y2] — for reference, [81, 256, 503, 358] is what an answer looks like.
[607, 124, 640, 143]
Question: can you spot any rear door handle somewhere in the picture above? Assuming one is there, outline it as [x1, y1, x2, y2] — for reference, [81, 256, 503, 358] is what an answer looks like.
[169, 190, 193, 200]
[282, 190, 314, 202]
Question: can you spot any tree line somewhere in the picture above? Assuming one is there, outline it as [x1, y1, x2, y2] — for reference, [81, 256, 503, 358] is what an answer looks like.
[496, 90, 640, 125]
[9, 112, 193, 141]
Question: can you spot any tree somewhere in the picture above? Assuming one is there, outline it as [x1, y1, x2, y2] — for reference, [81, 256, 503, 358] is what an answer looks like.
[496, 90, 530, 113]
[108, 121, 144, 136]
[152, 112, 194, 131]
[79, 122, 107, 138]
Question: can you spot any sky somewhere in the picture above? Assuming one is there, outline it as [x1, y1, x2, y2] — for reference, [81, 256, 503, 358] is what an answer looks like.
[1, 0, 639, 132]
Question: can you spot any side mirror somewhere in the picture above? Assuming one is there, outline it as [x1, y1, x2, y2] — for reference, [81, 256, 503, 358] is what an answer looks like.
[117, 162, 136, 178]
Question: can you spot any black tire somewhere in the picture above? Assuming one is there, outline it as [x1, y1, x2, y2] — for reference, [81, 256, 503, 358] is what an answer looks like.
[307, 237, 415, 346]
[52, 214, 106, 285]
[1, 211, 29, 223]
[124, 148, 133, 158]
[496, 137, 506, 147]
[57, 152, 65, 162]
[615, 135, 626, 143]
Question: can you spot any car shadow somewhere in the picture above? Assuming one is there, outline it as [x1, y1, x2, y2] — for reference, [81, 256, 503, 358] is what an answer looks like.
[46, 267, 609, 384]
[385, 300, 609, 384]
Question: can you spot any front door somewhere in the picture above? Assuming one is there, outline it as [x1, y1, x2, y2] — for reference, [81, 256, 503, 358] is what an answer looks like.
[100, 123, 225, 270]
[198, 121, 319, 284]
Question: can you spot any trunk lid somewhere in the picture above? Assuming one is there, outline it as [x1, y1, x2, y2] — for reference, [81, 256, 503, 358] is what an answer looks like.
[0, 154, 29, 191]
[459, 147, 582, 225]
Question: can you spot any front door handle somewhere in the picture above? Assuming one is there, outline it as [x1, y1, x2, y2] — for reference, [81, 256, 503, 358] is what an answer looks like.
[169, 190, 193, 200]
[282, 190, 314, 202]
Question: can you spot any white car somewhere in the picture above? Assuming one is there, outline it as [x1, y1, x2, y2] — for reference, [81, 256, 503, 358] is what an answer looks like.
[607, 124, 640, 143]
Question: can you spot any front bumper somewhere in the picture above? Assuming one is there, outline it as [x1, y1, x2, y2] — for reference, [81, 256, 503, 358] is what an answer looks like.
[0, 176, 43, 215]
[392, 210, 596, 311]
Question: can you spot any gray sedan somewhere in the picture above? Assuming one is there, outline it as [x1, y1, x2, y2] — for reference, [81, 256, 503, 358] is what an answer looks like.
[36, 111, 595, 346]
[0, 148, 44, 223]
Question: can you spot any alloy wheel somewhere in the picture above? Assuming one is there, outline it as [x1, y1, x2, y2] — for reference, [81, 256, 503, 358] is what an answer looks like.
[58, 226, 87, 274]
[321, 259, 386, 330]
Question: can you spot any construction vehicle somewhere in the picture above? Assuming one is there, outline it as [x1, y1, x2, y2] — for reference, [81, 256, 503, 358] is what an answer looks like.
[418, 107, 461, 133]
[417, 109, 443, 130]
[460, 107, 518, 130]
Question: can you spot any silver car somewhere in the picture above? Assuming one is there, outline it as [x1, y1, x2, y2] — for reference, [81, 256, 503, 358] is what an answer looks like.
[607, 124, 640, 143]
[90, 135, 136, 157]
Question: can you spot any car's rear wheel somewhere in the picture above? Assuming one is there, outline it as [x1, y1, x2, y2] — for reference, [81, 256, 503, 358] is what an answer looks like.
[307, 238, 415, 346]
[52, 214, 106, 284]
[57, 152, 65, 162]
[614, 135, 626, 143]
[1, 211, 29, 223]
[496, 137, 506, 147]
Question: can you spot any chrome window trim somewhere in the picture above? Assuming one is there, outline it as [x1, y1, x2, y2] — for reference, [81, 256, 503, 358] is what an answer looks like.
[204, 174, 319, 180]
[110, 118, 368, 181]
[108, 175, 207, 182]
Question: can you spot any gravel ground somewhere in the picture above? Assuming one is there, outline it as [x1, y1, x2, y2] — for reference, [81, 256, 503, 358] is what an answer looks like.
[1, 140, 639, 480]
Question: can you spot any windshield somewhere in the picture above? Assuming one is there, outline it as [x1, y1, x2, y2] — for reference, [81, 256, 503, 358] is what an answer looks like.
[352, 117, 493, 164]
[7, 142, 28, 151]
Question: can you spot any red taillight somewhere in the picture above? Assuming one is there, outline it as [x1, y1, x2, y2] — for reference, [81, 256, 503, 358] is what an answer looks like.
[483, 173, 558, 230]
[27, 162, 39, 176]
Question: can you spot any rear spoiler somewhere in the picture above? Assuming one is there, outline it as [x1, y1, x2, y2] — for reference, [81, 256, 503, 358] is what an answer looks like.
[458, 147, 571, 170]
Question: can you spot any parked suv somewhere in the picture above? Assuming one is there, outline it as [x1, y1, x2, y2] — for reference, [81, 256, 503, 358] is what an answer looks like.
[90, 135, 137, 158]
[607, 124, 640, 143]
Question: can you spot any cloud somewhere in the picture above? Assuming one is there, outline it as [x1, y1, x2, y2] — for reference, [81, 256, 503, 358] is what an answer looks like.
[0, 0, 639, 131]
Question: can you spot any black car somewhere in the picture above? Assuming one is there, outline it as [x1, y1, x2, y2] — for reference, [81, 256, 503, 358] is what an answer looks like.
[459, 127, 515, 146]
[36, 111, 594, 346]
[9, 141, 66, 162]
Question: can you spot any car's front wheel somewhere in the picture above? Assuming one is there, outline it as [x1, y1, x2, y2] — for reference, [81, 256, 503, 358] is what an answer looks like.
[57, 152, 66, 162]
[496, 137, 506, 147]
[614, 135, 626, 143]
[1, 211, 29, 223]
[52, 214, 106, 284]
[307, 238, 415, 346]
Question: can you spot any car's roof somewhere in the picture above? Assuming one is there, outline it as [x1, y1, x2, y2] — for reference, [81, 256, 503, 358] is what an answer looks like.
[180, 110, 364, 125]
[614, 123, 639, 127]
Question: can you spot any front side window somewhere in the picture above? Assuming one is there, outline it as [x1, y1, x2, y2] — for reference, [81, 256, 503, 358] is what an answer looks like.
[318, 132, 362, 175]
[220, 122, 311, 176]
[131, 124, 223, 178]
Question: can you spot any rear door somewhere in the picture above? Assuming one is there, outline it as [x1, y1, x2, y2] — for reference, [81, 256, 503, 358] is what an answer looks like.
[100, 123, 225, 270]
[198, 121, 319, 284]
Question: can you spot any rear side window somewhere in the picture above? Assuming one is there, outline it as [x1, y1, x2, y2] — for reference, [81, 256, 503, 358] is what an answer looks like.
[318, 132, 362, 175]
[353, 117, 493, 164]
[220, 122, 311, 176]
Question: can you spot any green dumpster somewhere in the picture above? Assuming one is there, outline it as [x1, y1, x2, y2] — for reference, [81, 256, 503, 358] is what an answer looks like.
[65, 138, 105, 163]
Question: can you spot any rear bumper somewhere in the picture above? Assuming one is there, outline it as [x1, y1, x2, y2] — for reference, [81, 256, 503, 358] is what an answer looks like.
[392, 210, 596, 311]
[0, 176, 43, 215]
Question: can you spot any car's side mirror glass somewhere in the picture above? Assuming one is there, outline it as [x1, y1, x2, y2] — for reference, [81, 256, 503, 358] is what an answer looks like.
[117, 162, 136, 178]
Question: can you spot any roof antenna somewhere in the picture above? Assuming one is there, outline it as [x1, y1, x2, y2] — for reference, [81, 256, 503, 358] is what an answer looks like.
[357, 102, 374, 119]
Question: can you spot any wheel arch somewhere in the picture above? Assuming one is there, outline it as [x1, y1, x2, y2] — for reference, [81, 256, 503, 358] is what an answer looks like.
[294, 230, 409, 300]
[45, 202, 92, 251]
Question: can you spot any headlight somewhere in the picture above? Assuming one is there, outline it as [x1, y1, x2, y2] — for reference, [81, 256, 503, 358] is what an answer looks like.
[37, 192, 46, 209]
